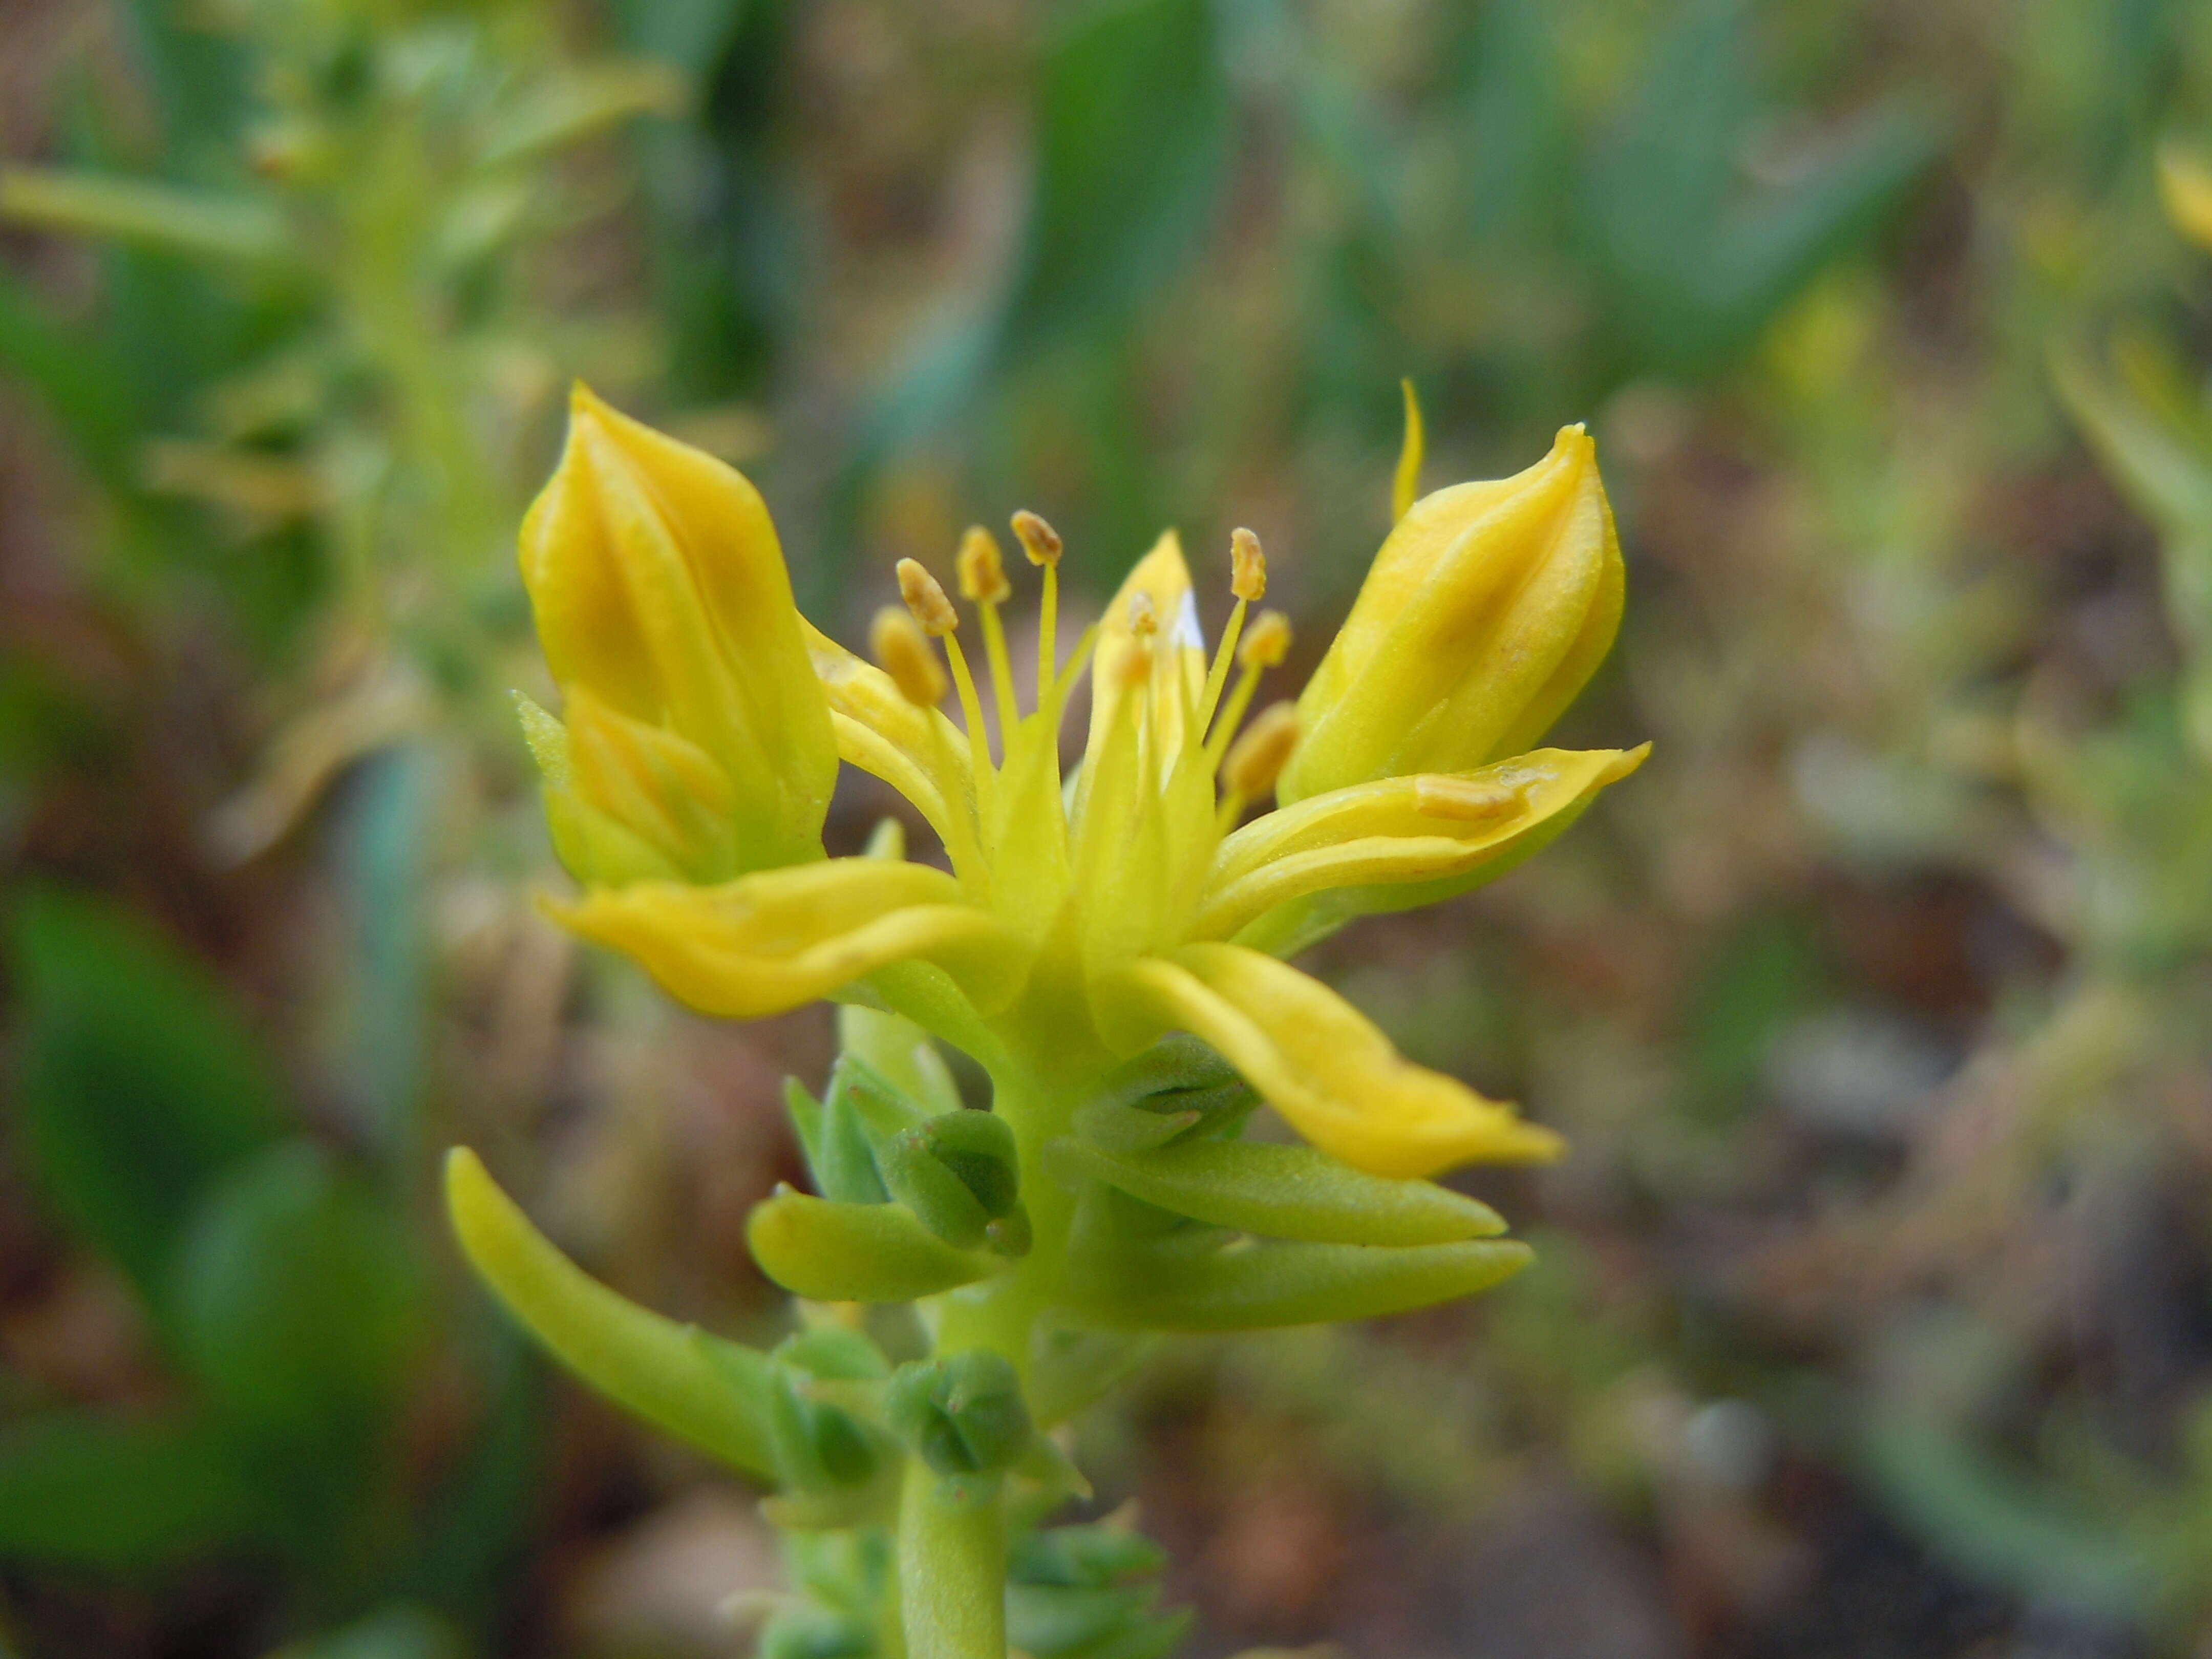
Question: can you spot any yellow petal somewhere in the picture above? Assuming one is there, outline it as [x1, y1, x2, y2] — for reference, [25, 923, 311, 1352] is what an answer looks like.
[520, 386, 836, 870]
[804, 619, 971, 843]
[1095, 944, 1562, 1179]
[552, 859, 1029, 1018]
[1086, 530, 1207, 775]
[1194, 746, 1648, 944]
[1283, 426, 1622, 802]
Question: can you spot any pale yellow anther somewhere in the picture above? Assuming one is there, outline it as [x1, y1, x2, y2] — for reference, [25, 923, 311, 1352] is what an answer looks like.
[1413, 774, 1523, 821]
[871, 606, 949, 707]
[1238, 609, 1292, 669]
[1223, 701, 1299, 798]
[1128, 592, 1158, 637]
[896, 558, 959, 636]
[1011, 509, 1063, 567]
[1229, 527, 1267, 602]
[955, 526, 1011, 605]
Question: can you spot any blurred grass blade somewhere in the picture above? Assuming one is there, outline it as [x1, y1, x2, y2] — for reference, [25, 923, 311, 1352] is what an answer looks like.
[0, 268, 141, 487]
[0, 168, 290, 265]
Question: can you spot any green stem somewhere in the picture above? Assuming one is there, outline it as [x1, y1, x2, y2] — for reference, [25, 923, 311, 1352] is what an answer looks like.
[897, 1457, 1005, 1659]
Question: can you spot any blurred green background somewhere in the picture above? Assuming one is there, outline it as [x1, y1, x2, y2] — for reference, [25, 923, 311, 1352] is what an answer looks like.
[4, 0, 2212, 1654]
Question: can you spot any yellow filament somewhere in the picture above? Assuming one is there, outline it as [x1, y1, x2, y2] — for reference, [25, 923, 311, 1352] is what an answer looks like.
[943, 630, 995, 809]
[979, 599, 1018, 737]
[1197, 598, 1248, 743]
[1038, 559, 1059, 709]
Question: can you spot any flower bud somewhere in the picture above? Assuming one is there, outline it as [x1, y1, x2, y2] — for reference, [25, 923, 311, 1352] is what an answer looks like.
[878, 1110, 1024, 1253]
[1278, 426, 1622, 804]
[885, 1351, 1033, 1477]
[518, 386, 836, 880]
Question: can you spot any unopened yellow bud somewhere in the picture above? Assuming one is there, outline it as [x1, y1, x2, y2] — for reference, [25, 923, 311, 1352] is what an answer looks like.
[955, 526, 1011, 604]
[871, 607, 949, 707]
[1281, 424, 1622, 806]
[517, 384, 835, 879]
[1223, 701, 1299, 798]
[1238, 610, 1292, 670]
[1011, 509, 1062, 567]
[896, 558, 959, 636]
[1229, 528, 1267, 602]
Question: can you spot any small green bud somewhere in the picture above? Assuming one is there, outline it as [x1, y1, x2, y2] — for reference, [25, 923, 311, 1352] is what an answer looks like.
[878, 1111, 1021, 1251]
[1075, 1037, 1257, 1153]
[768, 1329, 892, 1494]
[885, 1351, 1032, 1477]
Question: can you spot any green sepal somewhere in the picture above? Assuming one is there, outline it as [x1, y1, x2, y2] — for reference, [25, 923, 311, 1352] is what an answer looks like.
[783, 1077, 825, 1175]
[445, 1149, 775, 1477]
[884, 1351, 1033, 1477]
[817, 1064, 890, 1205]
[1010, 1523, 1166, 1588]
[748, 1186, 1001, 1302]
[1005, 1585, 1181, 1659]
[1027, 1328, 1157, 1428]
[1045, 1136, 1506, 1246]
[757, 1607, 875, 1659]
[1064, 1236, 1533, 1331]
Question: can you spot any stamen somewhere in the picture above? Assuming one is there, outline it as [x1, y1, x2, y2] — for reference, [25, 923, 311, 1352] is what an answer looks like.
[1200, 527, 1267, 738]
[1205, 609, 1292, 768]
[1229, 527, 1267, 601]
[896, 558, 959, 636]
[1218, 700, 1298, 827]
[1012, 509, 1062, 707]
[899, 554, 992, 788]
[871, 606, 988, 891]
[871, 606, 948, 708]
[959, 525, 1020, 737]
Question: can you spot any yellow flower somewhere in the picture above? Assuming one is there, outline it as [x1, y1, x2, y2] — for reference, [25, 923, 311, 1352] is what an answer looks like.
[515, 384, 837, 884]
[522, 388, 1643, 1182]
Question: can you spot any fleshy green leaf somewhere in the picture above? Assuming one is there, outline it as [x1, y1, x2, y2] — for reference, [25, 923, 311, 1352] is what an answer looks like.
[9, 887, 285, 1304]
[0, 1411, 271, 1569]
[1066, 1237, 1532, 1331]
[1046, 1136, 1505, 1246]
[747, 1187, 1001, 1303]
[174, 1141, 426, 1435]
[446, 1148, 776, 1478]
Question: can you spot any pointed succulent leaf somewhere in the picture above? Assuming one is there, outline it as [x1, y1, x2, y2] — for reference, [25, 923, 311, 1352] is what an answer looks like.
[1065, 1235, 1532, 1331]
[445, 1151, 775, 1477]
[1045, 1136, 1506, 1246]
[747, 1187, 1001, 1302]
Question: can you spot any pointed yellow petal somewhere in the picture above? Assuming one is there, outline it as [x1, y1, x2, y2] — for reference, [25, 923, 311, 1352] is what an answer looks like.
[1194, 746, 1648, 944]
[552, 860, 1029, 1018]
[1284, 426, 1622, 801]
[1086, 530, 1206, 773]
[804, 620, 972, 843]
[1095, 944, 1562, 1179]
